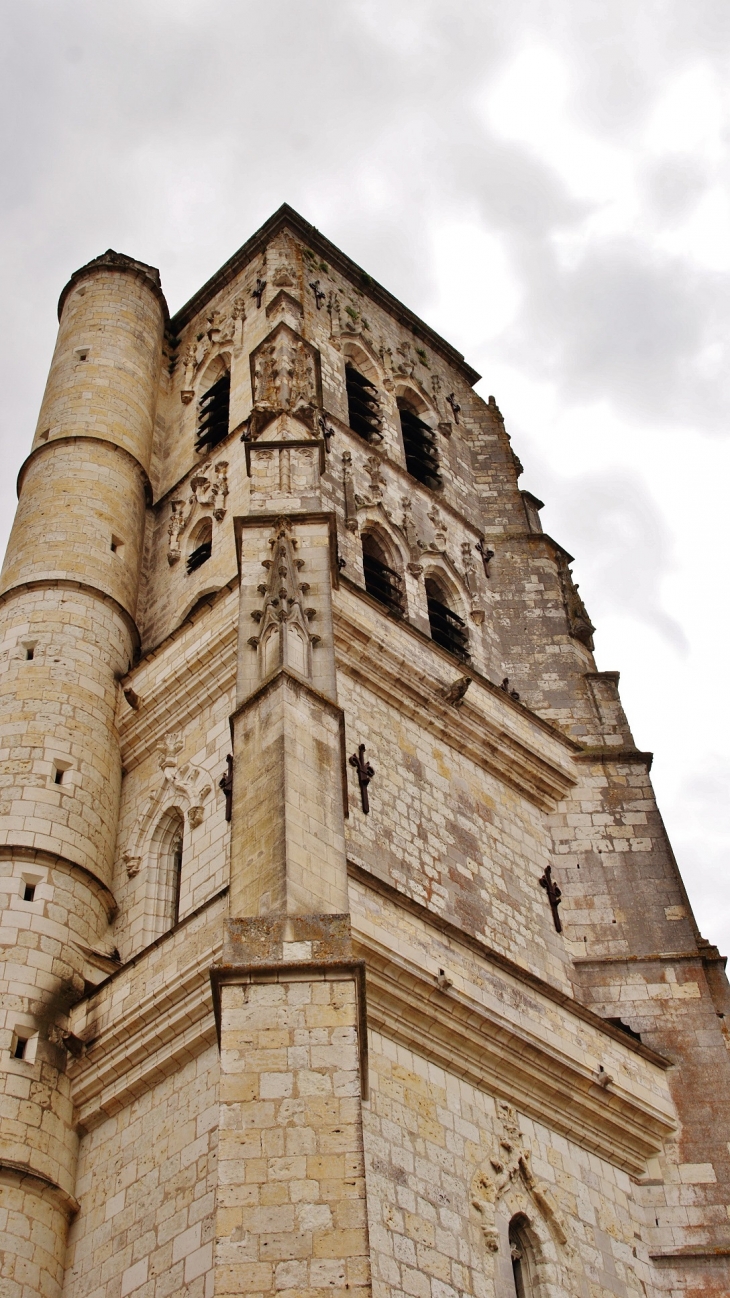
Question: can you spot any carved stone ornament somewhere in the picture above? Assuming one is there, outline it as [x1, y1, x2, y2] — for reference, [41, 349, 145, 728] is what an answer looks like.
[248, 517, 320, 680]
[249, 324, 321, 434]
[556, 551, 595, 650]
[167, 461, 229, 564]
[354, 455, 387, 510]
[342, 452, 358, 533]
[471, 1102, 571, 1258]
[180, 307, 237, 399]
[121, 733, 213, 877]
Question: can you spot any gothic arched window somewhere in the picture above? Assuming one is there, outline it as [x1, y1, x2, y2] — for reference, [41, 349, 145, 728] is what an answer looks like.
[345, 363, 382, 442]
[509, 1215, 538, 1298]
[361, 531, 405, 616]
[425, 576, 469, 660]
[196, 369, 230, 453]
[154, 807, 185, 929]
[398, 398, 442, 490]
[187, 518, 212, 574]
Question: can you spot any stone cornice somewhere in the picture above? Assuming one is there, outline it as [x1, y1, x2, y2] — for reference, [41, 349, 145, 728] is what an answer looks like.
[355, 930, 675, 1177]
[16, 435, 153, 505]
[0, 1161, 80, 1217]
[334, 592, 578, 811]
[117, 615, 237, 772]
[348, 860, 671, 1068]
[0, 579, 140, 652]
[68, 935, 222, 1131]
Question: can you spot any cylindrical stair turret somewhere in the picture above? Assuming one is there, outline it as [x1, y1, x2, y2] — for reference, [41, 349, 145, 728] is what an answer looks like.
[0, 251, 166, 1298]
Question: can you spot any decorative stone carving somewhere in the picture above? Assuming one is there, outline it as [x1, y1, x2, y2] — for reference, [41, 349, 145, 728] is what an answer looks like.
[461, 541, 485, 624]
[556, 551, 595, 650]
[425, 504, 447, 553]
[401, 498, 424, 576]
[396, 340, 416, 377]
[471, 1103, 571, 1256]
[250, 324, 321, 428]
[167, 462, 228, 564]
[121, 735, 213, 878]
[378, 339, 395, 391]
[342, 453, 358, 533]
[248, 517, 320, 679]
[272, 263, 296, 287]
[442, 676, 471, 708]
[352, 455, 387, 512]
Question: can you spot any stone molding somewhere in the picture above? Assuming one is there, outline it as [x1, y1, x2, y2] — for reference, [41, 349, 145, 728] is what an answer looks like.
[16, 434, 153, 505]
[68, 938, 221, 1130]
[334, 596, 577, 811]
[0, 577, 141, 652]
[356, 930, 675, 1177]
[0, 1160, 80, 1218]
[348, 860, 671, 1068]
[118, 619, 237, 772]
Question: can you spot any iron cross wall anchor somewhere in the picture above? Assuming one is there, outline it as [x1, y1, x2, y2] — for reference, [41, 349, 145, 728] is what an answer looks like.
[539, 865, 563, 933]
[309, 279, 326, 310]
[349, 744, 374, 814]
[219, 754, 233, 822]
[446, 392, 461, 424]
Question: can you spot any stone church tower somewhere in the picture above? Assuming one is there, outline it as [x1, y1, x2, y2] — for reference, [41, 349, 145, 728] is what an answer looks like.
[1, 206, 729, 1298]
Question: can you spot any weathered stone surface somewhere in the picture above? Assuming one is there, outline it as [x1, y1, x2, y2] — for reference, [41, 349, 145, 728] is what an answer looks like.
[0, 206, 727, 1297]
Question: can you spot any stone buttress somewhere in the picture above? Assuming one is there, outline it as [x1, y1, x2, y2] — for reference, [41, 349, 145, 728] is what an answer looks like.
[211, 313, 371, 1298]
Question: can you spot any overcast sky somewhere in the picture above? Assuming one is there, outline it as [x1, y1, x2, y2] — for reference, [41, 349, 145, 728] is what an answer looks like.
[1, 0, 728, 952]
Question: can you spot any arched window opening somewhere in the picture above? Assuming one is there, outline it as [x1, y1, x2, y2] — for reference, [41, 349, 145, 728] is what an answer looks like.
[155, 807, 185, 930]
[509, 1215, 538, 1298]
[187, 519, 213, 574]
[425, 577, 469, 660]
[345, 363, 382, 441]
[362, 532, 404, 616]
[398, 399, 442, 490]
[196, 370, 230, 453]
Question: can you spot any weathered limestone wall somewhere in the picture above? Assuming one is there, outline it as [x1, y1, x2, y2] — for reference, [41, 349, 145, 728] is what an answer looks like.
[64, 1045, 218, 1298]
[0, 251, 166, 1297]
[215, 972, 370, 1298]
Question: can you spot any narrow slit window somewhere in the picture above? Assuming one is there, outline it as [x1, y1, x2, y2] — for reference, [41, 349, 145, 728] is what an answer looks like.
[196, 372, 230, 453]
[345, 364, 382, 442]
[13, 1037, 28, 1060]
[362, 534, 404, 616]
[52, 761, 70, 786]
[171, 828, 183, 925]
[509, 1216, 537, 1298]
[398, 401, 442, 490]
[23, 883, 36, 902]
[425, 578, 469, 660]
[110, 535, 124, 555]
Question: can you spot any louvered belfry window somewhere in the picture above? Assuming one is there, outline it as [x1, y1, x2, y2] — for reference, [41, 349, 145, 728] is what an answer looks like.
[425, 578, 469, 659]
[398, 401, 442, 490]
[187, 520, 213, 574]
[195, 372, 230, 453]
[362, 534, 404, 615]
[345, 364, 382, 441]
